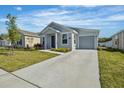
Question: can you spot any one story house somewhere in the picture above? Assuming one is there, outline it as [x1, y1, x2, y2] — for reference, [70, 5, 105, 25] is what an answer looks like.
[111, 30, 124, 50]
[17, 30, 40, 48]
[0, 40, 11, 47]
[40, 22, 99, 50]
[99, 40, 112, 48]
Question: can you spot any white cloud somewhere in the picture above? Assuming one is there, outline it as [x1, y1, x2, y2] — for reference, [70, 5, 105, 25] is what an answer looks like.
[32, 8, 73, 17]
[0, 18, 7, 22]
[106, 14, 124, 21]
[11, 6, 124, 33]
[15, 7, 22, 11]
[60, 5, 98, 8]
[82, 5, 98, 8]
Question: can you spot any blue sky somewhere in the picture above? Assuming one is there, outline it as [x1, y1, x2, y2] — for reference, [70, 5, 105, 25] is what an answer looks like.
[0, 5, 124, 37]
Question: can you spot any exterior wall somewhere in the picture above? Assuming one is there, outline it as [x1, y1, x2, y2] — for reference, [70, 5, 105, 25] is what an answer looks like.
[76, 32, 98, 49]
[112, 35, 118, 49]
[0, 40, 11, 47]
[75, 34, 79, 48]
[119, 32, 124, 50]
[112, 32, 124, 50]
[41, 32, 74, 49]
[94, 36, 98, 49]
[17, 35, 25, 48]
[24, 35, 40, 48]
[57, 32, 73, 49]
[120, 32, 124, 50]
[40, 29, 99, 50]
[99, 40, 112, 47]
[71, 33, 76, 50]
[77, 31, 99, 36]
[76, 34, 98, 49]
[123, 32, 124, 50]
[41, 31, 98, 49]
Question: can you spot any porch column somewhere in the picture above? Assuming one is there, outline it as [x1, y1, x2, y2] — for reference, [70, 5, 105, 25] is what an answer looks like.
[45, 34, 47, 49]
[55, 33, 58, 49]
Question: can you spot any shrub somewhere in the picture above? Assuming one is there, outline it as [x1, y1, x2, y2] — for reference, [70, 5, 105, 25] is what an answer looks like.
[34, 43, 41, 50]
[51, 48, 71, 53]
[23, 47, 36, 51]
[97, 47, 102, 51]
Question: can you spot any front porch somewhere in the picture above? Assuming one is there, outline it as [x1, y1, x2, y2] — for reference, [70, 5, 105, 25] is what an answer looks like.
[41, 27, 61, 49]
[44, 33, 58, 49]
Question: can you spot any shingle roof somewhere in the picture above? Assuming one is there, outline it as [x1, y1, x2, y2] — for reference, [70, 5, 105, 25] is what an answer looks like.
[41, 22, 99, 34]
[48, 22, 77, 33]
[111, 30, 124, 38]
[69, 27, 99, 33]
[19, 30, 40, 37]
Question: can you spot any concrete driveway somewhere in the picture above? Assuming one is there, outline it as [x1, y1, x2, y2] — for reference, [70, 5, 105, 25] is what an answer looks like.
[0, 69, 36, 88]
[13, 50, 100, 88]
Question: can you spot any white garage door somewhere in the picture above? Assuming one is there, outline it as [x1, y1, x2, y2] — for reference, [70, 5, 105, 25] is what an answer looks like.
[79, 36, 95, 49]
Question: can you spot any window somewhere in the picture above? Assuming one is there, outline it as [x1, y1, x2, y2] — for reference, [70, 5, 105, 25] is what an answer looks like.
[26, 37, 33, 44]
[62, 34, 68, 44]
[115, 39, 119, 45]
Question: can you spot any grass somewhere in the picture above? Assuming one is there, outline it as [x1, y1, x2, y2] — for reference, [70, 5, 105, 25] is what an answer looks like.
[98, 49, 124, 88]
[51, 48, 71, 53]
[0, 49, 58, 72]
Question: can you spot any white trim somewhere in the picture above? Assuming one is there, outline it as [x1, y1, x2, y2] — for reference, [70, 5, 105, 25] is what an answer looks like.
[94, 36, 97, 49]
[55, 33, 58, 49]
[71, 33, 76, 50]
[44, 35, 47, 49]
[72, 29, 78, 34]
[77, 35, 79, 48]
[78, 34, 96, 36]
[41, 27, 60, 34]
[121, 32, 123, 49]
[50, 35, 52, 49]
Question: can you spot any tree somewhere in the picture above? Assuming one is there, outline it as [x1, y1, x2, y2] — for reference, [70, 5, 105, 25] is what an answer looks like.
[0, 33, 8, 40]
[98, 37, 112, 43]
[6, 14, 20, 54]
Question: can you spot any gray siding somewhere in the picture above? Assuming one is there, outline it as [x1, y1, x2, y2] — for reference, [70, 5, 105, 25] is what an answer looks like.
[41, 32, 73, 49]
[112, 31, 124, 50]
[77, 31, 99, 36]
[57, 32, 73, 49]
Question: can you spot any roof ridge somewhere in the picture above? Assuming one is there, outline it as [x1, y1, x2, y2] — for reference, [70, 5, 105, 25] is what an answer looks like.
[19, 29, 40, 37]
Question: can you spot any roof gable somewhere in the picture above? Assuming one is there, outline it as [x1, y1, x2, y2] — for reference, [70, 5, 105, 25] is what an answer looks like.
[40, 22, 78, 34]
[40, 22, 99, 35]
[19, 30, 40, 37]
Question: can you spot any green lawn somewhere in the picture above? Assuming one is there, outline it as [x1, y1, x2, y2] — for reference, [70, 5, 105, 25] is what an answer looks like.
[0, 49, 58, 72]
[98, 49, 124, 88]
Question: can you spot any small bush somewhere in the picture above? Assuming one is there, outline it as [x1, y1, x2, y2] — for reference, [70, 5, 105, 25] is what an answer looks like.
[51, 48, 71, 53]
[24, 47, 36, 51]
[34, 43, 41, 50]
[97, 47, 102, 51]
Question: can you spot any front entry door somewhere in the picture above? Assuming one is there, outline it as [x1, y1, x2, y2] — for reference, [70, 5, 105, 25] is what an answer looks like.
[51, 36, 55, 48]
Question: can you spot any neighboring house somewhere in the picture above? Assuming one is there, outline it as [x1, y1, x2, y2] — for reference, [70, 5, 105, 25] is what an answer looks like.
[40, 22, 99, 50]
[17, 30, 40, 48]
[0, 40, 11, 47]
[111, 30, 124, 50]
[99, 40, 112, 47]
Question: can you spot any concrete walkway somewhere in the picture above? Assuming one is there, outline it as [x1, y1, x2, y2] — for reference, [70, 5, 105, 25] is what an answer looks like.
[13, 50, 100, 88]
[0, 69, 36, 88]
